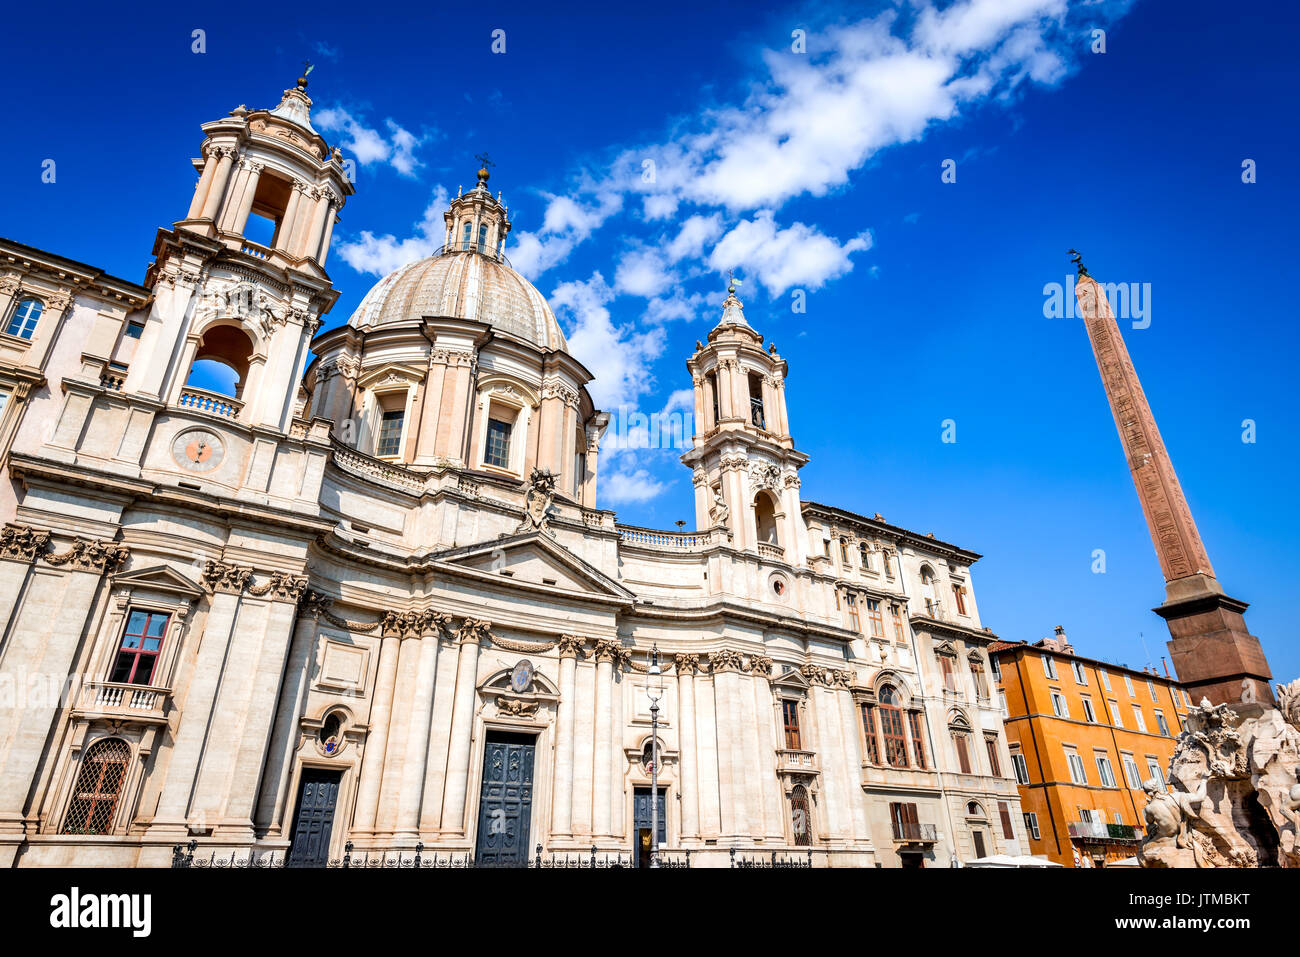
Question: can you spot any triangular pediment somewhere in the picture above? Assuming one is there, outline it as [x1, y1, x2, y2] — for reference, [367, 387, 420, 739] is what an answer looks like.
[113, 564, 205, 599]
[772, 667, 811, 690]
[431, 532, 635, 601]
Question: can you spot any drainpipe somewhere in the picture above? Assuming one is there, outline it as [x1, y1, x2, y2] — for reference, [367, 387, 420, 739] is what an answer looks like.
[896, 547, 962, 866]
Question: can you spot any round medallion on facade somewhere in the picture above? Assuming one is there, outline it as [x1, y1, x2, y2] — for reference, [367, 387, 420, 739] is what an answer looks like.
[510, 659, 535, 694]
[171, 428, 225, 473]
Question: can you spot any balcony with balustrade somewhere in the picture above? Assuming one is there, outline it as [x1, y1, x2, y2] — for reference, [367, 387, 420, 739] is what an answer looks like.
[775, 748, 819, 775]
[178, 385, 244, 421]
[74, 680, 171, 725]
[1067, 820, 1138, 843]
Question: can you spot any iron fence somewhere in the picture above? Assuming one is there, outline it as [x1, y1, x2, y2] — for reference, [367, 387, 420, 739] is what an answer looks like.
[171, 841, 696, 869]
[729, 848, 814, 868]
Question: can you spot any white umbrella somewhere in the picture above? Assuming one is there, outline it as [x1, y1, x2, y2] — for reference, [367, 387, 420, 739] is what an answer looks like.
[964, 854, 1062, 868]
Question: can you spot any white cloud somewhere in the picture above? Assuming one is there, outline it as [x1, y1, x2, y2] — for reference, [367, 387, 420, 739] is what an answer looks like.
[549, 273, 665, 409]
[665, 214, 723, 263]
[708, 211, 872, 295]
[335, 187, 448, 276]
[601, 466, 668, 505]
[614, 247, 673, 298]
[315, 107, 427, 178]
[509, 191, 623, 280]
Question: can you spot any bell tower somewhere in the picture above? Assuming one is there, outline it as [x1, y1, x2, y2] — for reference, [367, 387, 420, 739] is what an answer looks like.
[682, 280, 809, 563]
[122, 72, 353, 434]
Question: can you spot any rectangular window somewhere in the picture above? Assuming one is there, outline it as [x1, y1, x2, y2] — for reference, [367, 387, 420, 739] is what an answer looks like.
[859, 542, 871, 570]
[839, 538, 851, 566]
[375, 408, 405, 457]
[1081, 696, 1097, 723]
[860, 704, 880, 764]
[952, 584, 968, 616]
[985, 737, 1002, 776]
[866, 599, 884, 638]
[1122, 753, 1142, 789]
[1050, 690, 1068, 718]
[1114, 811, 1124, 826]
[1095, 753, 1117, 788]
[1124, 674, 1135, 697]
[989, 655, 1001, 680]
[782, 699, 801, 750]
[907, 711, 927, 769]
[485, 417, 513, 469]
[1079, 807, 1096, 824]
[1042, 654, 1057, 679]
[109, 609, 169, 685]
[880, 706, 910, 768]
[1132, 705, 1147, 734]
[954, 734, 972, 774]
[125, 320, 144, 339]
[1100, 669, 1112, 691]
[939, 654, 958, 692]
[998, 801, 1014, 840]
[1146, 757, 1165, 787]
[845, 593, 860, 633]
[998, 690, 1009, 718]
[1110, 699, 1123, 728]
[1072, 661, 1088, 684]
[1066, 749, 1088, 785]
[889, 801, 922, 842]
[1155, 709, 1170, 736]
[1024, 812, 1041, 840]
[1148, 679, 1158, 702]
[971, 660, 990, 699]
[1011, 752, 1030, 785]
[890, 604, 905, 642]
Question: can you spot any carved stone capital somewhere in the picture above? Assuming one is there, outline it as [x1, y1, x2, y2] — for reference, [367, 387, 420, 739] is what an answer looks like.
[674, 653, 701, 675]
[592, 639, 626, 664]
[709, 649, 744, 673]
[0, 523, 51, 564]
[747, 654, 774, 676]
[248, 571, 309, 603]
[557, 634, 586, 658]
[458, 618, 493, 644]
[202, 559, 253, 594]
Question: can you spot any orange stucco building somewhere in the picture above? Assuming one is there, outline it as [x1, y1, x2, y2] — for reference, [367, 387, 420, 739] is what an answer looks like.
[990, 628, 1189, 867]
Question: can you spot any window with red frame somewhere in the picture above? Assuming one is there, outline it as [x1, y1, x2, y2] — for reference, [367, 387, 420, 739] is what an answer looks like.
[860, 703, 880, 764]
[879, 686, 910, 767]
[782, 699, 801, 750]
[109, 610, 169, 685]
[62, 737, 130, 835]
[907, 710, 928, 769]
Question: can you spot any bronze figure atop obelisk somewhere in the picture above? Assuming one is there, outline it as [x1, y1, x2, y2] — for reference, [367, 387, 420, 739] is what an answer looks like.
[1072, 253, 1272, 706]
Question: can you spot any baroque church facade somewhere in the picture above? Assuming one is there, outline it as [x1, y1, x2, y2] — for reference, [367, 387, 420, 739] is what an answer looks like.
[0, 78, 1028, 867]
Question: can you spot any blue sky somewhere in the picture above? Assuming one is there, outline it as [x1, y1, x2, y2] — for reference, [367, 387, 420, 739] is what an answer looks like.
[1, 0, 1295, 681]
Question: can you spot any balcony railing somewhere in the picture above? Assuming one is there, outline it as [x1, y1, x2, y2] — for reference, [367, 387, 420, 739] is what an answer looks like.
[891, 821, 938, 844]
[239, 241, 271, 260]
[776, 748, 819, 774]
[77, 680, 170, 723]
[432, 241, 513, 269]
[179, 386, 243, 420]
[1068, 820, 1138, 842]
[616, 524, 729, 552]
[757, 541, 785, 560]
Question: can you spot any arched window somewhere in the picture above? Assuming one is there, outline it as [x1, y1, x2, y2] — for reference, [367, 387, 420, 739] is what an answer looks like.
[920, 565, 940, 616]
[5, 297, 44, 340]
[62, 738, 131, 835]
[462, 222, 472, 248]
[184, 324, 254, 403]
[478, 223, 488, 251]
[754, 490, 780, 545]
[879, 685, 910, 768]
[790, 784, 812, 846]
[950, 714, 974, 774]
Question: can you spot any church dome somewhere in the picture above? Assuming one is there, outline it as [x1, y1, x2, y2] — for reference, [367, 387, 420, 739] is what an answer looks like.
[346, 249, 567, 352]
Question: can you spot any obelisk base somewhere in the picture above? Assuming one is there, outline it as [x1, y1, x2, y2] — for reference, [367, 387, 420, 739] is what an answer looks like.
[1154, 578, 1274, 707]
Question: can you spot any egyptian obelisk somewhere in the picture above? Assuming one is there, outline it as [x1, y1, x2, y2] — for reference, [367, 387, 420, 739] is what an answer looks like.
[1072, 255, 1273, 706]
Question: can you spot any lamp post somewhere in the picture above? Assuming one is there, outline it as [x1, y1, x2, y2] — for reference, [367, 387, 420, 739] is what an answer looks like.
[648, 644, 663, 869]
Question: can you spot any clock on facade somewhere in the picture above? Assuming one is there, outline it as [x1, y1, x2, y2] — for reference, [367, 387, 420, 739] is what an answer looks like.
[171, 428, 226, 473]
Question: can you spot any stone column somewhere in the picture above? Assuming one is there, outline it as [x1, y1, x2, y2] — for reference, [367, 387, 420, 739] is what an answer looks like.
[318, 203, 338, 266]
[0, 535, 120, 841]
[835, 678, 870, 843]
[219, 160, 262, 234]
[302, 188, 333, 262]
[675, 654, 700, 842]
[749, 657, 785, 841]
[351, 631, 401, 833]
[591, 639, 619, 840]
[199, 148, 235, 221]
[709, 652, 748, 840]
[439, 621, 485, 835]
[275, 182, 303, 255]
[253, 608, 317, 836]
[150, 578, 244, 831]
[186, 154, 220, 220]
[373, 634, 421, 836]
[550, 635, 582, 841]
[393, 614, 448, 841]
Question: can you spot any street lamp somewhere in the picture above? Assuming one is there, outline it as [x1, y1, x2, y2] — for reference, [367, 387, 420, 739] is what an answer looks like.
[647, 644, 664, 868]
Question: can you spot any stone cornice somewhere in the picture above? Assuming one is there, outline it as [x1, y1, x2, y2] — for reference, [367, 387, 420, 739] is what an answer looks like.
[801, 500, 980, 564]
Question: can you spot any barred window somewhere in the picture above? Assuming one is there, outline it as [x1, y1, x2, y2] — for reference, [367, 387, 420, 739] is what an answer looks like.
[62, 738, 131, 835]
[109, 609, 169, 685]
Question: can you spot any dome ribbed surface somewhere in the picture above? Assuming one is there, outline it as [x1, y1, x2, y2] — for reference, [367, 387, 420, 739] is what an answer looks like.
[348, 250, 567, 352]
